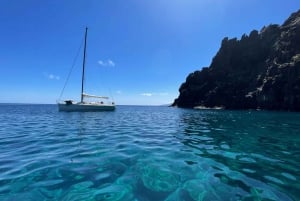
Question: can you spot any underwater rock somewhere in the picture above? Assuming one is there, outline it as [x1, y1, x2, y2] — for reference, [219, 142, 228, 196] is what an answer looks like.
[183, 179, 208, 201]
[60, 181, 96, 201]
[94, 184, 134, 201]
[164, 188, 195, 201]
[139, 164, 180, 192]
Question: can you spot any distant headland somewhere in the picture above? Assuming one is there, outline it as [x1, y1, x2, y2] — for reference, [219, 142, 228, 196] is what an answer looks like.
[172, 9, 300, 111]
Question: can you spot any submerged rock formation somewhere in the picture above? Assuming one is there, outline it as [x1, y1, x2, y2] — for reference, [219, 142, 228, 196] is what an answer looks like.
[173, 10, 300, 111]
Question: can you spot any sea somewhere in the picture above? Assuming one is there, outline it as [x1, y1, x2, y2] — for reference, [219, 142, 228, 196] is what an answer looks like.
[0, 104, 299, 201]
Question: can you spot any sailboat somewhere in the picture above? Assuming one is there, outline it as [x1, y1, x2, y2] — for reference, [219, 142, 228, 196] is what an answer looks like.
[57, 27, 115, 112]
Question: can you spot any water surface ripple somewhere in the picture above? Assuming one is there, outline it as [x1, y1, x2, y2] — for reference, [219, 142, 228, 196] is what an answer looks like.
[0, 104, 299, 200]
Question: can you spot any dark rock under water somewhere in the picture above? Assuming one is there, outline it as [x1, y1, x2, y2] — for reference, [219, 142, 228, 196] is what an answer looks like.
[173, 9, 300, 111]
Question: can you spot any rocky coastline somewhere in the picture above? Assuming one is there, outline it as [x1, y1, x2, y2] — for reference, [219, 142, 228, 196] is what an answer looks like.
[173, 10, 300, 111]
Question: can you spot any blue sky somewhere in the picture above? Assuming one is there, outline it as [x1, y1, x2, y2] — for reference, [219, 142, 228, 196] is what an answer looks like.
[0, 0, 299, 105]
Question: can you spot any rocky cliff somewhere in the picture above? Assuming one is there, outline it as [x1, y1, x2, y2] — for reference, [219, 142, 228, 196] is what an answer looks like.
[173, 10, 300, 111]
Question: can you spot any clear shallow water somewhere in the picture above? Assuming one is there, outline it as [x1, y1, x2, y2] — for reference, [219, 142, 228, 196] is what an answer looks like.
[0, 104, 299, 201]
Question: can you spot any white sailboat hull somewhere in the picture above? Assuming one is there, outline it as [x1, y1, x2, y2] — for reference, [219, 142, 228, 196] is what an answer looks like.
[58, 102, 115, 112]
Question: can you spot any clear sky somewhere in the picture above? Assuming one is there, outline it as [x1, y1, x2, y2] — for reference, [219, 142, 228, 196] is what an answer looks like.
[0, 0, 299, 105]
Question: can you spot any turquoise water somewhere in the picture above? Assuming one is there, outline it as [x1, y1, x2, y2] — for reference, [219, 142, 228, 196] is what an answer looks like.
[0, 104, 299, 201]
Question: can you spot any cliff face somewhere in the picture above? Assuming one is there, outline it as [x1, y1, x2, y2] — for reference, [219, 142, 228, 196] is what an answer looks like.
[173, 10, 300, 111]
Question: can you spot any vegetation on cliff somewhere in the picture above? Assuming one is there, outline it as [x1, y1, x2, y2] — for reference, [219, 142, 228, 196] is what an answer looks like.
[173, 10, 300, 111]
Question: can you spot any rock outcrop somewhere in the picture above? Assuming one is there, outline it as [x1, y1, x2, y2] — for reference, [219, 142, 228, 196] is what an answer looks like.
[173, 9, 300, 111]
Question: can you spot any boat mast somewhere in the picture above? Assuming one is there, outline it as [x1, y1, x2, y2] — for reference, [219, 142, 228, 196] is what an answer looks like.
[81, 27, 88, 103]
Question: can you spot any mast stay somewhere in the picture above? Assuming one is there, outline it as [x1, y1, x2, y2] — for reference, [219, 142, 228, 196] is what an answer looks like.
[58, 35, 84, 101]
